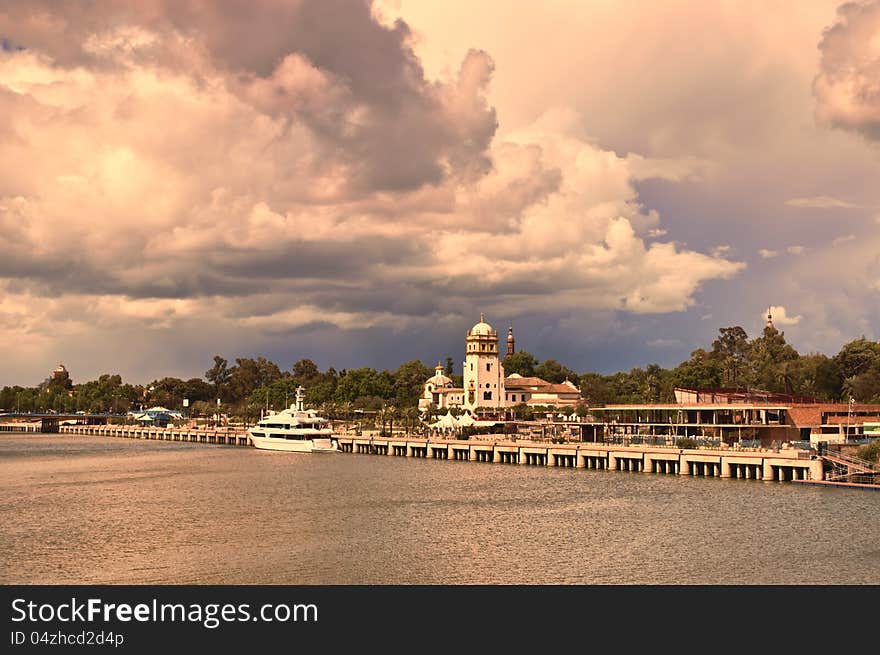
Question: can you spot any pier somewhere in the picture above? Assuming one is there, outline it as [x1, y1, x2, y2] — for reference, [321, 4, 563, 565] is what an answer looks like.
[60, 424, 250, 446]
[336, 436, 823, 482]
[45, 425, 836, 483]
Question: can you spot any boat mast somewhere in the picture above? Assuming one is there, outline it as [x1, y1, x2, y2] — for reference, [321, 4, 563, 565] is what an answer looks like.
[295, 386, 305, 412]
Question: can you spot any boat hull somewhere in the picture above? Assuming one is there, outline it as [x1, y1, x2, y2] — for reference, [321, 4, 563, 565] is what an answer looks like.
[248, 433, 338, 453]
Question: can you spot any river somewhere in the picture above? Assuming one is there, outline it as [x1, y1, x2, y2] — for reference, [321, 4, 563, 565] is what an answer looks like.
[1, 434, 878, 584]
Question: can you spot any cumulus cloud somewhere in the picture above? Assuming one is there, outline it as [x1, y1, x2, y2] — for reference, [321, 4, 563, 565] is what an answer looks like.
[767, 305, 802, 326]
[814, 0, 880, 141]
[785, 195, 860, 208]
[0, 0, 745, 383]
[759, 249, 779, 259]
[787, 246, 807, 255]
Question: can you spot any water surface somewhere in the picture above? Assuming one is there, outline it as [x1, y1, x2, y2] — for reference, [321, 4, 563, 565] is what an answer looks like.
[1, 434, 878, 584]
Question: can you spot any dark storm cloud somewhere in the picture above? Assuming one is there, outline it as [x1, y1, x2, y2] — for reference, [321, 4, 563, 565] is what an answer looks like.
[210, 235, 426, 281]
[0, 0, 497, 193]
[0, 232, 427, 301]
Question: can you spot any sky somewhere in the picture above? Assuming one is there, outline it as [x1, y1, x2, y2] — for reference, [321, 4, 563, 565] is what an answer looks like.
[1, 0, 880, 386]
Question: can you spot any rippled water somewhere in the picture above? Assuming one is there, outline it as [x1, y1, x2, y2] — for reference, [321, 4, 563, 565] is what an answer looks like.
[1, 434, 878, 584]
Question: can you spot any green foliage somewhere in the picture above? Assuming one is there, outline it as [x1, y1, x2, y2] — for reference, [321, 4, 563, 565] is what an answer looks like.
[711, 326, 750, 386]
[224, 357, 282, 403]
[748, 326, 800, 392]
[502, 350, 539, 377]
[534, 358, 579, 384]
[834, 338, 880, 379]
[670, 349, 722, 391]
[333, 367, 394, 404]
[392, 360, 432, 406]
[205, 356, 230, 389]
[579, 372, 613, 406]
[856, 439, 880, 464]
[291, 358, 319, 380]
[7, 328, 880, 420]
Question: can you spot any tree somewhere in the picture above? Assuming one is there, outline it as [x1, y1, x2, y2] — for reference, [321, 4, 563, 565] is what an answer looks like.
[842, 366, 880, 403]
[423, 402, 439, 424]
[834, 338, 880, 380]
[292, 358, 320, 380]
[748, 325, 799, 392]
[535, 359, 579, 384]
[711, 326, 750, 386]
[509, 403, 534, 420]
[579, 373, 613, 406]
[226, 357, 282, 403]
[205, 356, 230, 398]
[334, 368, 393, 404]
[502, 350, 539, 377]
[393, 360, 431, 407]
[670, 349, 722, 391]
[644, 364, 665, 402]
[403, 406, 420, 435]
[444, 357, 455, 376]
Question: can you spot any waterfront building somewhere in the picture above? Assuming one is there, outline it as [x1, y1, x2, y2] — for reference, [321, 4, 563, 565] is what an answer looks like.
[422, 363, 464, 410]
[463, 313, 506, 413]
[578, 387, 880, 446]
[127, 406, 183, 427]
[419, 314, 583, 415]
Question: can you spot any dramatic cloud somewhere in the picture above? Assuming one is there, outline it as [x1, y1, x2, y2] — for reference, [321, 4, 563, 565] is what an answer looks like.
[814, 0, 880, 141]
[0, 0, 745, 384]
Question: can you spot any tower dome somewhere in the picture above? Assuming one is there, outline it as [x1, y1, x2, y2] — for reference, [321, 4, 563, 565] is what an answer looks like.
[468, 312, 495, 337]
[430, 361, 453, 387]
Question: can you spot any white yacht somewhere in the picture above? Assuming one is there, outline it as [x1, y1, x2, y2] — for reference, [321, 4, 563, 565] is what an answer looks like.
[248, 386, 338, 453]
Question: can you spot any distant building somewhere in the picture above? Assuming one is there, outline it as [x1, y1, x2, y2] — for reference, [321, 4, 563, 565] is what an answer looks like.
[673, 387, 815, 405]
[422, 363, 464, 410]
[581, 387, 880, 446]
[505, 375, 581, 407]
[419, 314, 583, 414]
[48, 363, 72, 390]
[128, 406, 183, 427]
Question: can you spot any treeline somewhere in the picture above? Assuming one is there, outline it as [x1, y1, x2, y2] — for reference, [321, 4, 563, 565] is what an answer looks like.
[579, 324, 874, 405]
[3, 323, 880, 417]
[0, 357, 439, 420]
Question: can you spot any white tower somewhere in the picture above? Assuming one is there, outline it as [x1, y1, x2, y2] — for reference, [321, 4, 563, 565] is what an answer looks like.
[463, 313, 505, 414]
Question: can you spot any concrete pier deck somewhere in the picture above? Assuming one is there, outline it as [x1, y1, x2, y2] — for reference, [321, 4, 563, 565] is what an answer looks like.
[335, 435, 823, 482]
[60, 424, 250, 446]
[54, 425, 827, 483]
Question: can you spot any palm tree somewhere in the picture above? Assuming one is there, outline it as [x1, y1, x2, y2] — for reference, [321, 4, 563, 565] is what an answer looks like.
[403, 406, 419, 435]
[388, 405, 398, 437]
[424, 402, 438, 425]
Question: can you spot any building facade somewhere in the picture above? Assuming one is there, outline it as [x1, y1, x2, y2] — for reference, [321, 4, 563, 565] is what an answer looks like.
[463, 314, 506, 412]
[419, 314, 583, 414]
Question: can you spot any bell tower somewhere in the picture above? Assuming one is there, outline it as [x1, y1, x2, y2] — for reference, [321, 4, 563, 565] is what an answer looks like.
[463, 313, 505, 412]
